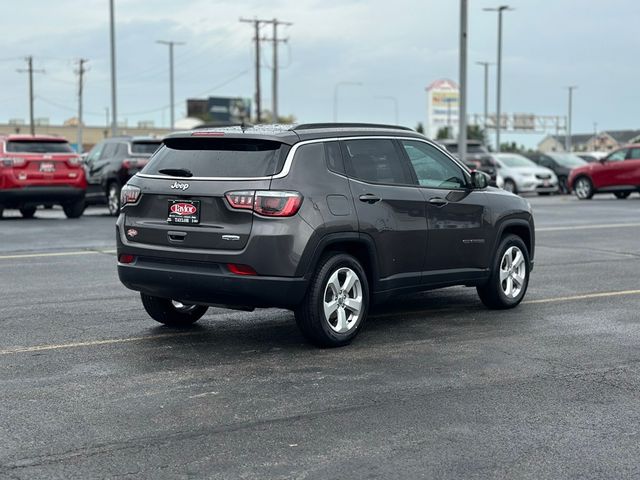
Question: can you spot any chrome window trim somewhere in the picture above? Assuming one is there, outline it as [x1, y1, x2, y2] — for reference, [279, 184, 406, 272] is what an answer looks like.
[134, 135, 468, 182]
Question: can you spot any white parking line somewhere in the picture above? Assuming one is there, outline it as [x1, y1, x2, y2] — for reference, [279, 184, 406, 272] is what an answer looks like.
[1, 289, 639, 357]
[537, 222, 640, 232]
[0, 249, 116, 260]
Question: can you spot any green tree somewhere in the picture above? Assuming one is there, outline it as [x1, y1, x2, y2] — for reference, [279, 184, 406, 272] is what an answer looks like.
[467, 125, 487, 144]
[436, 127, 452, 140]
[415, 122, 425, 134]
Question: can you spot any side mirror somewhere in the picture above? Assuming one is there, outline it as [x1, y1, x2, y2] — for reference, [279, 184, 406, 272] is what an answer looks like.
[470, 170, 490, 189]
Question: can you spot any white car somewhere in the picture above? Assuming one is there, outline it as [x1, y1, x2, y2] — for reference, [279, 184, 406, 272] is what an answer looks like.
[494, 153, 558, 195]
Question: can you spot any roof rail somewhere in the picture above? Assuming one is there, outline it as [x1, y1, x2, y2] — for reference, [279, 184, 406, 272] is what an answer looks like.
[292, 122, 414, 132]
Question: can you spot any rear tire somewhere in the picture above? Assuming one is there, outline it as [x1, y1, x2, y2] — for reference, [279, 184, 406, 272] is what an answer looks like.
[614, 192, 631, 199]
[107, 182, 121, 216]
[295, 253, 369, 348]
[19, 207, 37, 219]
[574, 176, 594, 200]
[477, 234, 530, 309]
[63, 198, 85, 219]
[140, 293, 208, 327]
[503, 179, 517, 194]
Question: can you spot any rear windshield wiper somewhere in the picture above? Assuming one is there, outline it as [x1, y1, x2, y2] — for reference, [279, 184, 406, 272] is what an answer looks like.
[158, 168, 193, 178]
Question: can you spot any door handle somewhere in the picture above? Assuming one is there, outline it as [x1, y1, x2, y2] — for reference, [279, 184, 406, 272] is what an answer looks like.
[359, 194, 381, 204]
[428, 197, 448, 207]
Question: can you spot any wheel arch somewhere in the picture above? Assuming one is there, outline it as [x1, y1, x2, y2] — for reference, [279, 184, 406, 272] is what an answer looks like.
[494, 218, 534, 266]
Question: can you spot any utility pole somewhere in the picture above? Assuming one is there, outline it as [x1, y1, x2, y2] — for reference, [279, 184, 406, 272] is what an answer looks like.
[76, 59, 88, 153]
[109, 0, 118, 136]
[240, 18, 265, 122]
[484, 5, 513, 153]
[156, 40, 185, 130]
[261, 18, 292, 122]
[17, 56, 45, 136]
[458, 0, 468, 163]
[566, 86, 577, 152]
[476, 62, 492, 135]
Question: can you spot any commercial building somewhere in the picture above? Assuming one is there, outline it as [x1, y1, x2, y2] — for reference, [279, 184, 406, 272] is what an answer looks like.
[425, 79, 459, 139]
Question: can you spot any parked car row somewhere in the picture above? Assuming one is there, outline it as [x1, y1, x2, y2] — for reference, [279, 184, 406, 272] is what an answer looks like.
[0, 134, 161, 219]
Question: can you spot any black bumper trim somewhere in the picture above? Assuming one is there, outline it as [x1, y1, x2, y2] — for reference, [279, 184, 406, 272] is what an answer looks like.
[0, 186, 85, 206]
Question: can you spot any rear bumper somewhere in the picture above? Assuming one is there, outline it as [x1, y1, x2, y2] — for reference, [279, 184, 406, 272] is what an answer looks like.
[0, 186, 85, 207]
[118, 256, 308, 309]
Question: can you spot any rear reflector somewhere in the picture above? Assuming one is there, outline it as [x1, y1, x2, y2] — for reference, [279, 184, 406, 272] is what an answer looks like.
[118, 254, 136, 264]
[227, 263, 257, 276]
[225, 190, 303, 217]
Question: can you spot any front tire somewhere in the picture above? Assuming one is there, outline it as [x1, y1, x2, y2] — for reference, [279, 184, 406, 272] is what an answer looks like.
[503, 179, 517, 194]
[107, 182, 121, 216]
[20, 207, 37, 219]
[295, 253, 369, 348]
[574, 176, 594, 200]
[63, 198, 85, 218]
[141, 293, 208, 327]
[614, 192, 631, 199]
[477, 234, 530, 309]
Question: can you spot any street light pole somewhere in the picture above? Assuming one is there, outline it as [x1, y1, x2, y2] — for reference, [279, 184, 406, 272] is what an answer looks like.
[484, 5, 513, 153]
[157, 40, 185, 130]
[458, 0, 468, 163]
[109, 0, 117, 136]
[476, 61, 492, 135]
[333, 81, 362, 122]
[374, 96, 399, 124]
[566, 85, 577, 152]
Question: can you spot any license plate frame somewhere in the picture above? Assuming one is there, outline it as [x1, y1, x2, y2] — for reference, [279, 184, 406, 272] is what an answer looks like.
[39, 162, 56, 173]
[167, 199, 201, 225]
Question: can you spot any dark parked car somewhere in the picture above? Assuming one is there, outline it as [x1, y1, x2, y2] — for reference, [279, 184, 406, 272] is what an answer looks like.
[438, 139, 499, 186]
[0, 135, 86, 219]
[569, 144, 640, 199]
[117, 123, 535, 347]
[84, 136, 161, 215]
[525, 152, 587, 193]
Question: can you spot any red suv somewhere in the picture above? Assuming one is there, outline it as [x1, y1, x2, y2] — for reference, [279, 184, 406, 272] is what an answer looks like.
[569, 144, 640, 200]
[0, 135, 87, 218]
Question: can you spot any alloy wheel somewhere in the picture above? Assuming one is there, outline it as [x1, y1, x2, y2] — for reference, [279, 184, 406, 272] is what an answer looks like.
[323, 267, 363, 334]
[108, 184, 120, 215]
[499, 246, 526, 299]
[575, 178, 592, 199]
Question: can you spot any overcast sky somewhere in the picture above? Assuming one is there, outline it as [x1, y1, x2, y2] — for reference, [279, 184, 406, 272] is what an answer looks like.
[1, 0, 637, 147]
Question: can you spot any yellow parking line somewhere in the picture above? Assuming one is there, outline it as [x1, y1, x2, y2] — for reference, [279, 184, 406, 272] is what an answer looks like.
[0, 249, 116, 260]
[1, 289, 638, 357]
[523, 289, 640, 304]
[537, 222, 640, 232]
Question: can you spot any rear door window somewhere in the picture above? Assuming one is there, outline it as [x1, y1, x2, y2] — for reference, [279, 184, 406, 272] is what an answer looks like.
[627, 148, 640, 160]
[401, 140, 467, 189]
[5, 141, 73, 153]
[131, 141, 161, 155]
[341, 138, 414, 185]
[142, 138, 290, 178]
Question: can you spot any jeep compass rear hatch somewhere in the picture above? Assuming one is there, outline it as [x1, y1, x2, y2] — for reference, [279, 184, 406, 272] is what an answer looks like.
[122, 137, 290, 251]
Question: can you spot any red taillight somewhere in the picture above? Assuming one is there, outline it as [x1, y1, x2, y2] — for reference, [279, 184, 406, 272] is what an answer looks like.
[120, 185, 141, 207]
[122, 158, 148, 169]
[0, 157, 26, 167]
[118, 254, 136, 264]
[67, 156, 81, 166]
[227, 263, 257, 276]
[225, 190, 303, 217]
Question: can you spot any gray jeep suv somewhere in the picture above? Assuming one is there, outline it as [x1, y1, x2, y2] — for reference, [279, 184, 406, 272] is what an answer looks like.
[117, 123, 535, 347]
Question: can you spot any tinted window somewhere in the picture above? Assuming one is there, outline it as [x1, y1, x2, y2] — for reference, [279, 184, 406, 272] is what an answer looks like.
[100, 143, 118, 159]
[6, 141, 73, 153]
[131, 141, 161, 155]
[607, 149, 627, 162]
[86, 143, 104, 163]
[628, 148, 640, 160]
[401, 140, 466, 189]
[325, 141, 345, 174]
[342, 139, 412, 185]
[142, 138, 290, 177]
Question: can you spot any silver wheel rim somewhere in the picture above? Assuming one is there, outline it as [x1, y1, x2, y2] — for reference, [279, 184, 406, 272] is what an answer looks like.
[323, 267, 363, 334]
[504, 180, 515, 193]
[108, 185, 119, 214]
[575, 178, 590, 199]
[171, 300, 197, 313]
[500, 246, 526, 299]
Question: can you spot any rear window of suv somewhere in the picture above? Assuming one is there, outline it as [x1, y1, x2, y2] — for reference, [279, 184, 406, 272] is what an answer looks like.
[142, 138, 290, 178]
[5, 140, 74, 153]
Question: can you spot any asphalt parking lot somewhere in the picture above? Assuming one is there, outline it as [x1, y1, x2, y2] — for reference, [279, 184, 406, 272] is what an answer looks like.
[1, 195, 640, 479]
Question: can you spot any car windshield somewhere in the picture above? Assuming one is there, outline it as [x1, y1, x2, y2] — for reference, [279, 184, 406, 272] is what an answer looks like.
[498, 155, 536, 168]
[131, 141, 161, 155]
[6, 140, 74, 153]
[548, 153, 586, 167]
